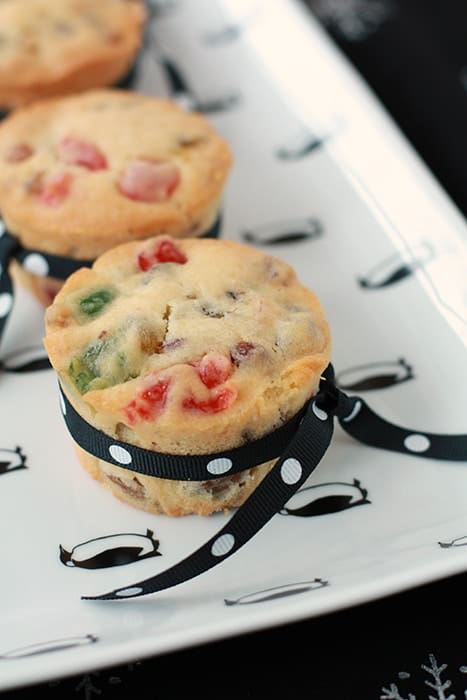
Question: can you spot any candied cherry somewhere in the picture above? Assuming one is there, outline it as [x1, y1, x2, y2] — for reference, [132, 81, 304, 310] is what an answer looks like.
[39, 171, 73, 206]
[183, 386, 237, 414]
[196, 352, 232, 388]
[118, 159, 180, 203]
[58, 136, 108, 171]
[137, 239, 187, 270]
[123, 377, 170, 424]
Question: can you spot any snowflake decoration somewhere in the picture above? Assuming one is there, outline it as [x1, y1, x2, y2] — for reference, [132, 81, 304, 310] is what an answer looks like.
[381, 654, 456, 700]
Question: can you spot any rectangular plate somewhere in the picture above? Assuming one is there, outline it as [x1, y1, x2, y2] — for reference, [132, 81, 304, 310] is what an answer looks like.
[1, 0, 467, 691]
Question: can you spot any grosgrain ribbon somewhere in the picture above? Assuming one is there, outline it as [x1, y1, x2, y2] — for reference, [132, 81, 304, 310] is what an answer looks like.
[60, 387, 308, 481]
[81, 388, 336, 600]
[0, 230, 20, 342]
[55, 365, 467, 600]
[0, 227, 92, 350]
[0, 217, 222, 351]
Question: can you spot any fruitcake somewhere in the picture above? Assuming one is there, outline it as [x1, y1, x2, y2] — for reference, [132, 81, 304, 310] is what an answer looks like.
[0, 0, 146, 111]
[43, 235, 331, 516]
[0, 88, 233, 305]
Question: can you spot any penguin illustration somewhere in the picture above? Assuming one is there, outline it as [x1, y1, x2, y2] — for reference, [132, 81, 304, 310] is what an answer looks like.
[241, 217, 323, 245]
[0, 635, 97, 659]
[144, 25, 240, 114]
[224, 579, 329, 606]
[280, 479, 370, 517]
[0, 345, 51, 373]
[0, 446, 27, 476]
[358, 241, 435, 289]
[59, 529, 161, 569]
[439, 534, 467, 548]
[276, 131, 327, 160]
[159, 56, 240, 113]
[336, 358, 414, 392]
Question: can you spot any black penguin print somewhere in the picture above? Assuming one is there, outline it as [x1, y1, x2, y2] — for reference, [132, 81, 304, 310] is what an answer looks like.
[224, 579, 329, 606]
[280, 478, 370, 517]
[59, 529, 161, 570]
[0, 446, 27, 476]
[336, 358, 414, 392]
[241, 217, 323, 245]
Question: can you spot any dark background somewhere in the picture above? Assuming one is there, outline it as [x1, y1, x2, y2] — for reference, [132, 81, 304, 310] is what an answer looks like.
[3, 1, 467, 697]
[304, 0, 467, 222]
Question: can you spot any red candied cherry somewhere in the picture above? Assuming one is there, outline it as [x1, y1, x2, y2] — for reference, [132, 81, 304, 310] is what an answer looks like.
[123, 376, 170, 425]
[196, 351, 232, 389]
[137, 238, 187, 270]
[183, 386, 237, 413]
[118, 159, 180, 203]
[39, 171, 73, 207]
[4, 143, 34, 163]
[58, 136, 108, 171]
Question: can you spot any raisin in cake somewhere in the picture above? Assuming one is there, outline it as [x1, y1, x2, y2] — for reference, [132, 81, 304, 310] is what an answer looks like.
[0, 0, 146, 111]
[0, 88, 233, 305]
[43, 235, 331, 516]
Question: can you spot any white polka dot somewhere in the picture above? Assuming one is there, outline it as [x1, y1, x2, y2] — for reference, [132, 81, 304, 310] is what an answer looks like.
[404, 433, 431, 453]
[59, 392, 66, 415]
[211, 533, 235, 557]
[109, 444, 133, 465]
[342, 400, 362, 423]
[280, 457, 302, 484]
[23, 253, 49, 277]
[0, 292, 13, 318]
[0, 219, 5, 236]
[206, 457, 232, 475]
[312, 402, 328, 421]
[116, 587, 143, 597]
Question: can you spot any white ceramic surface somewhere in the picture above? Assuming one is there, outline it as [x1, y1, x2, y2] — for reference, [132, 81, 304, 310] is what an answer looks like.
[1, 0, 467, 691]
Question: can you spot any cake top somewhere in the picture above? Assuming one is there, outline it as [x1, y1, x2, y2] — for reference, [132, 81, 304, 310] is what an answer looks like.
[0, 89, 233, 257]
[44, 236, 331, 454]
[0, 0, 146, 108]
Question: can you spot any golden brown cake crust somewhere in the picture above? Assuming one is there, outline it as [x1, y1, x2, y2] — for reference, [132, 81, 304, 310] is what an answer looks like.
[0, 89, 233, 258]
[0, 0, 147, 110]
[44, 236, 331, 515]
[76, 445, 276, 517]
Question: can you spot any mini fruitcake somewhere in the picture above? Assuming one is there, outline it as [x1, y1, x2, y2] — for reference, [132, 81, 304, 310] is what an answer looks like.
[0, 0, 146, 111]
[0, 88, 233, 305]
[43, 236, 331, 517]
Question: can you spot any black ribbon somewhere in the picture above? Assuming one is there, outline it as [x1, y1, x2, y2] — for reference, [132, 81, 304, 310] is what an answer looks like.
[60, 388, 308, 481]
[54, 365, 467, 601]
[0, 217, 221, 352]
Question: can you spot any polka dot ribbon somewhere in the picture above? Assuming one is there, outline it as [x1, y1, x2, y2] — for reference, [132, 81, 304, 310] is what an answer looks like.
[59, 387, 308, 481]
[56, 365, 467, 601]
[0, 225, 93, 347]
[0, 217, 221, 351]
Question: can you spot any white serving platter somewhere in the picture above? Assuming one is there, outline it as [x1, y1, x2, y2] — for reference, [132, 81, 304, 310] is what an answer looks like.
[1, 0, 467, 691]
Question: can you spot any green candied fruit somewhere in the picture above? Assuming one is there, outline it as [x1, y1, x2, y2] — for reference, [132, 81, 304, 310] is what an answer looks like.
[68, 337, 114, 394]
[68, 314, 164, 394]
[68, 331, 138, 394]
[68, 329, 141, 394]
[78, 288, 117, 318]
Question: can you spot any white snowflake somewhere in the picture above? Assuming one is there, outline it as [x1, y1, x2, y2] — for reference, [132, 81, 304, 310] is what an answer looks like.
[308, 0, 394, 41]
[381, 654, 458, 700]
